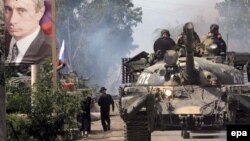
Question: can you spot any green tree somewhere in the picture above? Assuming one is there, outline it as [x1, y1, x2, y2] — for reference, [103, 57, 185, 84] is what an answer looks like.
[6, 59, 88, 140]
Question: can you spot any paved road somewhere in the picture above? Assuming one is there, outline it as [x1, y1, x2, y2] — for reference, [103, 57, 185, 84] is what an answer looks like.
[76, 115, 227, 141]
[152, 131, 226, 141]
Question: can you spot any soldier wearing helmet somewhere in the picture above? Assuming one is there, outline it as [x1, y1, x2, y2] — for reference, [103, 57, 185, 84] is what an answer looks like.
[161, 29, 170, 37]
[201, 24, 227, 57]
[153, 29, 176, 55]
[176, 22, 201, 57]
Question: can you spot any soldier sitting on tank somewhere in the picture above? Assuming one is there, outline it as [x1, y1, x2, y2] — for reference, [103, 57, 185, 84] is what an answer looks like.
[176, 22, 202, 57]
[154, 29, 176, 54]
[201, 24, 227, 57]
[149, 29, 176, 65]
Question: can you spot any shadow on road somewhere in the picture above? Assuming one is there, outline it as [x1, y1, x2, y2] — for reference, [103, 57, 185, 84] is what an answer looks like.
[192, 135, 226, 139]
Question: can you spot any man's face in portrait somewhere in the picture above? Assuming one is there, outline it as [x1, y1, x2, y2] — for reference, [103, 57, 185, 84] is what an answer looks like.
[4, 0, 44, 41]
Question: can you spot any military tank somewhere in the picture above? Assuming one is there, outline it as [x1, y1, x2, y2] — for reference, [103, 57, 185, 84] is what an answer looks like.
[119, 23, 250, 140]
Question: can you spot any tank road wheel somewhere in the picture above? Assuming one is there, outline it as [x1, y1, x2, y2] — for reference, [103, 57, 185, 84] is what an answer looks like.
[228, 96, 250, 124]
[235, 106, 250, 124]
[124, 111, 151, 141]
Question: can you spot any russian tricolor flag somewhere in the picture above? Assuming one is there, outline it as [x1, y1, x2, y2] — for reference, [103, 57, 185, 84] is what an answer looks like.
[58, 40, 65, 63]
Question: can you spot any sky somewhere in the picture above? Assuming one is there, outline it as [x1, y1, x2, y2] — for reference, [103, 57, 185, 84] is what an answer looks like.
[129, 0, 224, 56]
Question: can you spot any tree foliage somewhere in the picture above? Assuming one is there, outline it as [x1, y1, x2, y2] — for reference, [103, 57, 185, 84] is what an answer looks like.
[6, 60, 88, 140]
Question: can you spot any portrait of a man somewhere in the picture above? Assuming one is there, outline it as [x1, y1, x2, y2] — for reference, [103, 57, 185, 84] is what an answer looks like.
[4, 0, 51, 64]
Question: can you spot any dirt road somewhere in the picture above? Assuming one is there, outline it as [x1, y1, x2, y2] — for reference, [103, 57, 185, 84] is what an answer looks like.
[76, 115, 124, 141]
[76, 115, 226, 141]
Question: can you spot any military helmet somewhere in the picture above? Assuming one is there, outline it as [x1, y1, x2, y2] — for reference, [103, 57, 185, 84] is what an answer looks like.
[183, 22, 194, 33]
[161, 29, 170, 37]
[210, 24, 219, 32]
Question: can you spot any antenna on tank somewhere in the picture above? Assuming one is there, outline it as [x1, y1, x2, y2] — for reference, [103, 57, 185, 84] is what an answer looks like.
[225, 33, 228, 64]
[226, 33, 228, 51]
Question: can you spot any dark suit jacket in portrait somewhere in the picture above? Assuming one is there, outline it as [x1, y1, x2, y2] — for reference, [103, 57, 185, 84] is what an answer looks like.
[5, 29, 52, 64]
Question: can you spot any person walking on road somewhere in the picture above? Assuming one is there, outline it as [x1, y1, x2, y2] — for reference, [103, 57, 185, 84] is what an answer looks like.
[80, 95, 92, 137]
[98, 87, 114, 132]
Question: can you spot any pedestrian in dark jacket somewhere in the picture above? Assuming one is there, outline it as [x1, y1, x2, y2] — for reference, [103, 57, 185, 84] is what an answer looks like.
[98, 87, 114, 131]
[80, 95, 92, 137]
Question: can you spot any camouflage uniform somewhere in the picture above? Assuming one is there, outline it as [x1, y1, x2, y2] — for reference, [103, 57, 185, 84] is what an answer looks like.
[201, 24, 227, 57]
[176, 22, 202, 57]
[201, 32, 227, 56]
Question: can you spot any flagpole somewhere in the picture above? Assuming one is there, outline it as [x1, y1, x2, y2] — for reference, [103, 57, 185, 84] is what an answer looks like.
[51, 0, 57, 89]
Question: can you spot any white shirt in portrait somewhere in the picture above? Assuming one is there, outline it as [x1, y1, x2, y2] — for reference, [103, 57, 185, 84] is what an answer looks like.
[7, 26, 40, 64]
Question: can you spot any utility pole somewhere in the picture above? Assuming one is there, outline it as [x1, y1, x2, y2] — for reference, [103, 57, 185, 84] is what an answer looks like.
[0, 85, 6, 141]
[51, 0, 57, 89]
[31, 64, 39, 108]
[30, 0, 57, 109]
[0, 0, 6, 140]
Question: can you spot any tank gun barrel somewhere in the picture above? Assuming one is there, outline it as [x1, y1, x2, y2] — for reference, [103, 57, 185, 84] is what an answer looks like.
[184, 23, 197, 84]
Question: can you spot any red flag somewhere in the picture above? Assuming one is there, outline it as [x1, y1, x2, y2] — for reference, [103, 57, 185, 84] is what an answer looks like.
[40, 0, 52, 36]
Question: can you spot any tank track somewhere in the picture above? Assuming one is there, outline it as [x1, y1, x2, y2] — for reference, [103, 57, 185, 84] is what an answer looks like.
[124, 111, 151, 141]
[236, 105, 250, 124]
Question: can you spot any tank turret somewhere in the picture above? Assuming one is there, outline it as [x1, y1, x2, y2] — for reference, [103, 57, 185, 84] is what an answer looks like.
[120, 23, 250, 141]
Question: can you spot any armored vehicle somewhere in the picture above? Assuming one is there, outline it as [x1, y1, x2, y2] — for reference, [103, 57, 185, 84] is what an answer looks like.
[119, 23, 250, 140]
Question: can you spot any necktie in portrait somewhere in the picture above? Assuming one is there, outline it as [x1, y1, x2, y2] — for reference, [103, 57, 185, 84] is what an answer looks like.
[11, 44, 19, 62]
[7, 43, 19, 63]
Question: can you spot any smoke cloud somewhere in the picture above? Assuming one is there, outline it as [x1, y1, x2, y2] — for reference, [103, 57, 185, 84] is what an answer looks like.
[130, 0, 225, 56]
[57, 0, 141, 95]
